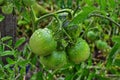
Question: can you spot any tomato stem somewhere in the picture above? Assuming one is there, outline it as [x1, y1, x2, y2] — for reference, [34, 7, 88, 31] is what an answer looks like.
[30, 6, 38, 31]
[35, 9, 73, 27]
[54, 15, 74, 43]
[89, 14, 120, 27]
[81, 19, 94, 38]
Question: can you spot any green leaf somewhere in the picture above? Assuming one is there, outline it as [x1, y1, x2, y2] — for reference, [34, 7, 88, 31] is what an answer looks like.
[1, 36, 12, 42]
[15, 37, 26, 48]
[0, 68, 5, 79]
[6, 57, 15, 64]
[1, 3, 13, 14]
[70, 6, 95, 26]
[17, 59, 30, 66]
[85, 0, 93, 6]
[31, 71, 44, 80]
[106, 43, 120, 67]
[17, 20, 28, 26]
[0, 14, 5, 22]
[21, 10, 31, 23]
[0, 50, 14, 56]
[23, 44, 29, 57]
[112, 36, 120, 44]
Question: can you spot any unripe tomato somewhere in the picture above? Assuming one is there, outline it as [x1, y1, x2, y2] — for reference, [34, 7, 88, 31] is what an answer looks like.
[40, 51, 67, 69]
[96, 40, 108, 50]
[68, 38, 90, 64]
[87, 31, 97, 41]
[29, 28, 57, 56]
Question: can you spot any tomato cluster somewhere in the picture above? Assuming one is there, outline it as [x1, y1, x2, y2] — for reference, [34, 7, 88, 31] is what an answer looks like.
[29, 27, 90, 69]
[86, 30, 109, 51]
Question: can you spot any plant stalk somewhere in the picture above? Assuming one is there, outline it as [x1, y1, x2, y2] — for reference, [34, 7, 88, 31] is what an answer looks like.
[89, 14, 120, 27]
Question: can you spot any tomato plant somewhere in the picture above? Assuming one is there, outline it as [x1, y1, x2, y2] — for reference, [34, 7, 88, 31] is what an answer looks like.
[0, 0, 120, 80]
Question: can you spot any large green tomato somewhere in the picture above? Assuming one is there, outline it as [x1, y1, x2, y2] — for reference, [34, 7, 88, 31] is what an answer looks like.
[40, 51, 67, 69]
[68, 38, 90, 64]
[29, 28, 57, 56]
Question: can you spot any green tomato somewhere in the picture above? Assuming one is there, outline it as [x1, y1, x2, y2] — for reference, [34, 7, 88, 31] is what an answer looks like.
[1, 3, 13, 14]
[96, 40, 108, 50]
[40, 51, 67, 69]
[68, 38, 90, 64]
[29, 28, 57, 56]
[87, 31, 97, 41]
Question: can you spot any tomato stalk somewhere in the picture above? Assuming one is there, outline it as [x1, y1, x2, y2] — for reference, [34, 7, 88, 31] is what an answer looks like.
[30, 7, 72, 31]
[35, 9, 73, 27]
[89, 14, 120, 27]
[30, 6, 38, 31]
[81, 18, 94, 38]
[32, 9, 74, 42]
[54, 14, 74, 43]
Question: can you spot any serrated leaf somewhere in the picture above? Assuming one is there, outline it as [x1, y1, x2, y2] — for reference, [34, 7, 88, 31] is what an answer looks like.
[70, 6, 95, 26]
[15, 37, 26, 48]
